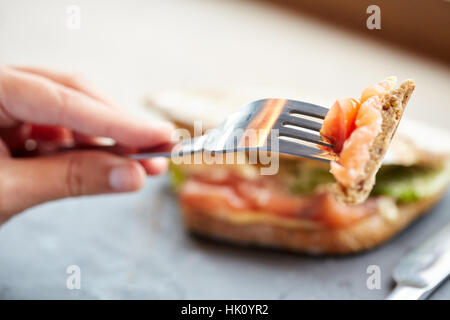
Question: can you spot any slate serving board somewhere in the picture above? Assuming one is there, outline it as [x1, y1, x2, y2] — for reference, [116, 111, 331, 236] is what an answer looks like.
[0, 175, 448, 299]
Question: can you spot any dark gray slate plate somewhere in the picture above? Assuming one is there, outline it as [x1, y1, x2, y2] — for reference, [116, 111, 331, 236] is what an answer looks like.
[0, 175, 448, 299]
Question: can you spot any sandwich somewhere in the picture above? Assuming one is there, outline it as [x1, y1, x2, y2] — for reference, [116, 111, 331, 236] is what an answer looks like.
[145, 80, 450, 255]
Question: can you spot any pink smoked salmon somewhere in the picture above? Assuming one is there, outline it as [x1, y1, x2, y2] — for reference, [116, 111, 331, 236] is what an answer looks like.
[320, 78, 396, 187]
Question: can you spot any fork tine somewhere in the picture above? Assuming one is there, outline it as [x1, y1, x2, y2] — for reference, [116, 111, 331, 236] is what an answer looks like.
[286, 100, 329, 119]
[276, 139, 333, 162]
[278, 126, 333, 148]
[278, 113, 322, 132]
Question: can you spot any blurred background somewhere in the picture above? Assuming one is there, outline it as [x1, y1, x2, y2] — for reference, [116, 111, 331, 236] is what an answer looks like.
[0, 0, 449, 128]
[0, 0, 449, 299]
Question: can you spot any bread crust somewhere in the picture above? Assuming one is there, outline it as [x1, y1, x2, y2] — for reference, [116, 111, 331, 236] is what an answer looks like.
[334, 80, 416, 204]
[180, 190, 446, 255]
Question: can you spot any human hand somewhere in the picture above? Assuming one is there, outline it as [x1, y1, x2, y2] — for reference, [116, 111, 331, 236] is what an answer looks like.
[0, 65, 174, 224]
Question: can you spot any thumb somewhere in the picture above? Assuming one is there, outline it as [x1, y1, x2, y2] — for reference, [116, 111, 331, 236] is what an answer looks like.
[0, 151, 146, 221]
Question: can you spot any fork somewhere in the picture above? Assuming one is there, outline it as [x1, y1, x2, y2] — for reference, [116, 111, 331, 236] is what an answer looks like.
[45, 98, 335, 162]
[130, 98, 335, 162]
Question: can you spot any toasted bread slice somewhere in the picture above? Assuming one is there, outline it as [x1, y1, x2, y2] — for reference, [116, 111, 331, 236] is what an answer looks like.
[181, 188, 446, 255]
[332, 80, 415, 204]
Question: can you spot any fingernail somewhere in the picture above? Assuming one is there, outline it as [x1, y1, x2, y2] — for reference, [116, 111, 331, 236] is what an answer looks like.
[109, 163, 145, 191]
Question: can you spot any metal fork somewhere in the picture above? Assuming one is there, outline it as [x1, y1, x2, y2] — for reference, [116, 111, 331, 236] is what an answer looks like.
[44, 98, 334, 162]
[131, 98, 335, 162]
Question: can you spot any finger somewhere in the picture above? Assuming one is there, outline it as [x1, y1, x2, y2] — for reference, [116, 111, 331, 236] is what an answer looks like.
[10, 65, 120, 108]
[0, 151, 151, 219]
[0, 67, 174, 148]
[139, 157, 169, 175]
[8, 67, 133, 149]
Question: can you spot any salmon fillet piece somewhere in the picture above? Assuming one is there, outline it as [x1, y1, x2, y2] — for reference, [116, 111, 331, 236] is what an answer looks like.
[321, 77, 415, 204]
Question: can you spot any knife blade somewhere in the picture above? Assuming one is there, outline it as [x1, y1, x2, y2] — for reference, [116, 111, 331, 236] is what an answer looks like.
[386, 222, 450, 300]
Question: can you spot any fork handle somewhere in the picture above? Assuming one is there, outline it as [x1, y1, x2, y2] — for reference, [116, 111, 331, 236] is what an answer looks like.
[50, 142, 178, 159]
[59, 140, 208, 159]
